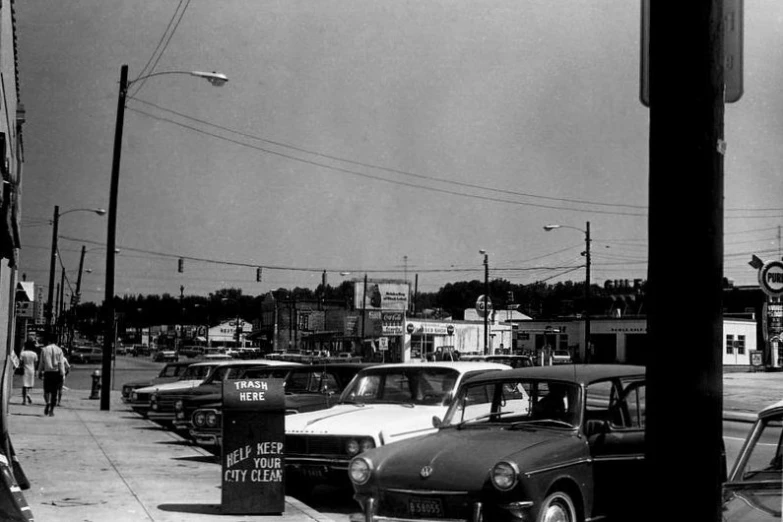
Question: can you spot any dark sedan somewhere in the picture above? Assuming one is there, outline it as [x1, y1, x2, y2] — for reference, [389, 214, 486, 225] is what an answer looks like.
[722, 399, 783, 521]
[348, 364, 645, 522]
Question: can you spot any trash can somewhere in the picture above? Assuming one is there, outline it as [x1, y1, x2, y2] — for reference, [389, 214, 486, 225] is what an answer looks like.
[221, 377, 285, 515]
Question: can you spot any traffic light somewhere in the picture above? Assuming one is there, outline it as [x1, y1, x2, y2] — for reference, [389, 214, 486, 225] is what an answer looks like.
[256, 267, 262, 282]
[178, 258, 184, 273]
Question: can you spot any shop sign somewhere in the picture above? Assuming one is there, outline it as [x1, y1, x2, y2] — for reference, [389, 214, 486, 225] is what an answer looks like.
[422, 324, 449, 335]
[475, 295, 493, 318]
[759, 260, 783, 297]
[381, 312, 404, 335]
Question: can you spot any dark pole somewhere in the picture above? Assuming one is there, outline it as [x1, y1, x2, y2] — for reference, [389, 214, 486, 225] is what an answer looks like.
[483, 253, 489, 355]
[362, 274, 368, 348]
[74, 245, 86, 305]
[584, 221, 591, 363]
[57, 267, 66, 343]
[46, 206, 59, 334]
[102, 64, 128, 411]
[646, 2, 724, 520]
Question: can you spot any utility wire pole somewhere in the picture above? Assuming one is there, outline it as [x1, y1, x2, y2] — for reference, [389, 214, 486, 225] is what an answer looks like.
[646, 2, 724, 520]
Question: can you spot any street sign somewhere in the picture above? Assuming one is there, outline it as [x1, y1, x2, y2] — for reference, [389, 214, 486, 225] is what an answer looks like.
[475, 295, 493, 318]
[640, 0, 743, 107]
[759, 260, 783, 297]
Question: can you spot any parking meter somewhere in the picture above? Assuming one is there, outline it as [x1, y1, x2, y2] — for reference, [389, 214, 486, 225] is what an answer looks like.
[221, 378, 285, 514]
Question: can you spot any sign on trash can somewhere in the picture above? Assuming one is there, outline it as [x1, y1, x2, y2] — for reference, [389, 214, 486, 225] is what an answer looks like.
[221, 378, 285, 515]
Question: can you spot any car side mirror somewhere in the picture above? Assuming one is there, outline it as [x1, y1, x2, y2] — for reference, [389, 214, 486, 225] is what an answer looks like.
[432, 416, 442, 429]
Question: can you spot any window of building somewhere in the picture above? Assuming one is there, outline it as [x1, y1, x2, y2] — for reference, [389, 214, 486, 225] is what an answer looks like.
[737, 335, 746, 355]
[518, 332, 530, 341]
[559, 335, 569, 351]
[726, 334, 734, 354]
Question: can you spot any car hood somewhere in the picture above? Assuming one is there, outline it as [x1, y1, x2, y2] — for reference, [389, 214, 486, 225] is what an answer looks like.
[134, 379, 204, 394]
[286, 403, 446, 443]
[362, 427, 577, 491]
[722, 484, 781, 521]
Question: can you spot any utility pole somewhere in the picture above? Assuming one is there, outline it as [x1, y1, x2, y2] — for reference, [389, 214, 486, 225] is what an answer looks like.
[57, 267, 65, 344]
[646, 2, 724, 521]
[584, 221, 591, 363]
[46, 206, 60, 334]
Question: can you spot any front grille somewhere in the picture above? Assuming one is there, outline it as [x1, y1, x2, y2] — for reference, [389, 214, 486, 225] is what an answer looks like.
[133, 392, 151, 403]
[156, 393, 188, 412]
[378, 490, 473, 520]
[285, 435, 347, 457]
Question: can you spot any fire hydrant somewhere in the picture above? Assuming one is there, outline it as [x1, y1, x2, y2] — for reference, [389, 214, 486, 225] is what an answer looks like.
[89, 370, 101, 400]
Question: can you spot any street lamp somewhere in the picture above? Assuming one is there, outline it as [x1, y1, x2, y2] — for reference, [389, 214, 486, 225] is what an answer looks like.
[102, 65, 228, 411]
[544, 221, 592, 362]
[479, 249, 489, 355]
[46, 206, 106, 334]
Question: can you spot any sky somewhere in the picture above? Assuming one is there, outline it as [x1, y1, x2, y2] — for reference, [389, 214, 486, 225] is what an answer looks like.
[13, 0, 783, 306]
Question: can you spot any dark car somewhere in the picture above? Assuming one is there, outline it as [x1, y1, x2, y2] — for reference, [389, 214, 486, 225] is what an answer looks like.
[147, 359, 300, 428]
[121, 361, 193, 402]
[484, 354, 534, 368]
[70, 347, 104, 364]
[127, 361, 222, 417]
[348, 364, 645, 522]
[722, 400, 783, 521]
[186, 362, 374, 448]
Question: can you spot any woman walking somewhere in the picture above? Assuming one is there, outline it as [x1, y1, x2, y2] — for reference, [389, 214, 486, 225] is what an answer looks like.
[19, 342, 38, 404]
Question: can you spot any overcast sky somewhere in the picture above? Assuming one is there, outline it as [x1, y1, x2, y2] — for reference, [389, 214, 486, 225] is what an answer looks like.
[14, 1, 783, 305]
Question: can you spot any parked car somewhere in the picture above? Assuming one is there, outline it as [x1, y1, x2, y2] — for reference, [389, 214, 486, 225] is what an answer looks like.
[484, 354, 535, 368]
[187, 362, 374, 448]
[121, 361, 193, 402]
[284, 361, 511, 494]
[70, 346, 104, 364]
[551, 350, 573, 364]
[153, 349, 178, 362]
[147, 359, 301, 427]
[127, 360, 224, 417]
[722, 399, 783, 521]
[348, 364, 646, 522]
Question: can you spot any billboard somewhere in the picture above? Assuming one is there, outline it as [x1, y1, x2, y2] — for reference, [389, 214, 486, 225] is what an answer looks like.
[354, 281, 409, 311]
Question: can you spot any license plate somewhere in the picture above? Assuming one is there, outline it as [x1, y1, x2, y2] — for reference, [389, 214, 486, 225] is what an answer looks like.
[300, 466, 326, 479]
[409, 498, 443, 517]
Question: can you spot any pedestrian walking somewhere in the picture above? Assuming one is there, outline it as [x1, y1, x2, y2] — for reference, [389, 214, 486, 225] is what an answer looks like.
[57, 355, 70, 406]
[37, 332, 66, 417]
[19, 343, 38, 405]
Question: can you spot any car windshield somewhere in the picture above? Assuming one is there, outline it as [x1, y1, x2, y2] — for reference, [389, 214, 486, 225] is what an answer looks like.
[179, 364, 216, 381]
[732, 416, 783, 483]
[340, 367, 459, 406]
[442, 378, 581, 429]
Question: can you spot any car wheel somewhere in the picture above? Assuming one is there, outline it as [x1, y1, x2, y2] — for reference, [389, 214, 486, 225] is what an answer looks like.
[537, 491, 577, 522]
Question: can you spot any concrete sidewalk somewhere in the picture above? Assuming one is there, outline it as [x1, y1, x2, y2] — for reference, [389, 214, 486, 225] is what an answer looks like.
[8, 389, 335, 522]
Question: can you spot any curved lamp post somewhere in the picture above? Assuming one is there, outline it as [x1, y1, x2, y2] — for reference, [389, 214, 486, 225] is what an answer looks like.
[543, 221, 591, 362]
[102, 65, 228, 410]
[46, 206, 106, 333]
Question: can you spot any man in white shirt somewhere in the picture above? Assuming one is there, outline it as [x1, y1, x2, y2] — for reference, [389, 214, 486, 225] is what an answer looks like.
[37, 332, 65, 417]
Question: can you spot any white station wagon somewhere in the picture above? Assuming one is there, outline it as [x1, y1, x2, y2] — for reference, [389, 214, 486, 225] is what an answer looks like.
[284, 361, 510, 494]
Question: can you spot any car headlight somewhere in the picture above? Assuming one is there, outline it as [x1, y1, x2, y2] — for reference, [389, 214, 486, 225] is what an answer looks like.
[491, 461, 519, 491]
[131, 392, 138, 401]
[193, 411, 206, 427]
[346, 437, 375, 456]
[150, 395, 158, 410]
[206, 412, 218, 428]
[348, 457, 373, 485]
[174, 400, 183, 412]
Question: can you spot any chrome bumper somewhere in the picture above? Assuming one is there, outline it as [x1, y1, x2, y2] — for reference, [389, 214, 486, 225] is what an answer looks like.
[349, 498, 483, 522]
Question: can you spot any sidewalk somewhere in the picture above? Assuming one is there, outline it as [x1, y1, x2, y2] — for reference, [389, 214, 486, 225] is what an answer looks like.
[8, 389, 336, 522]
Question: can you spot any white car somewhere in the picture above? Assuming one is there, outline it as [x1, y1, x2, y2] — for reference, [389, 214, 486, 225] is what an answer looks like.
[284, 361, 511, 492]
[127, 360, 224, 416]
